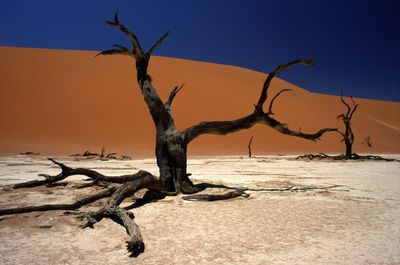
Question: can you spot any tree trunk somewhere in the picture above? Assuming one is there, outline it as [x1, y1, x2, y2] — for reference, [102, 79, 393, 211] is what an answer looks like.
[248, 136, 253, 158]
[345, 140, 353, 159]
[156, 130, 198, 194]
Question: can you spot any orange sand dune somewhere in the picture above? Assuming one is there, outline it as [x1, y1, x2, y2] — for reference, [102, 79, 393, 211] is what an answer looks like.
[0, 46, 399, 157]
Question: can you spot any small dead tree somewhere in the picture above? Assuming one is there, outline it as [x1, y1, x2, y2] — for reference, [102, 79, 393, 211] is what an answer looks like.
[362, 136, 373, 147]
[337, 95, 358, 159]
[248, 136, 254, 158]
[0, 14, 338, 257]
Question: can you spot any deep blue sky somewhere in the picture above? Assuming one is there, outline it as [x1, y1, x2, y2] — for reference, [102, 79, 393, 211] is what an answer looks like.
[1, 0, 399, 101]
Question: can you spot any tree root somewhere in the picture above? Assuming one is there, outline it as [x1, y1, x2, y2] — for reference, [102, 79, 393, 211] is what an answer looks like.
[0, 187, 116, 216]
[13, 158, 156, 189]
[1, 158, 161, 257]
[0, 158, 345, 258]
[79, 205, 145, 257]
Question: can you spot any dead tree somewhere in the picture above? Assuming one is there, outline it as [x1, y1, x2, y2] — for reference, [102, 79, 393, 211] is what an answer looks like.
[248, 136, 254, 157]
[94, 13, 337, 194]
[362, 136, 373, 147]
[0, 14, 337, 257]
[337, 95, 358, 159]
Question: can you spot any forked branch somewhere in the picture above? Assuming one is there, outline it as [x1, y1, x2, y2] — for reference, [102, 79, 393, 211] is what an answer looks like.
[183, 58, 336, 144]
[256, 58, 315, 111]
[99, 13, 173, 129]
[106, 12, 144, 56]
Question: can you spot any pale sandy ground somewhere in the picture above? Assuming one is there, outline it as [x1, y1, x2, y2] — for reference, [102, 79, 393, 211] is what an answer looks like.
[0, 155, 399, 265]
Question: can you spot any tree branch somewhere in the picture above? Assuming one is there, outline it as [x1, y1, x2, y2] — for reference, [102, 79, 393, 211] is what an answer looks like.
[99, 14, 174, 130]
[340, 93, 351, 117]
[349, 99, 359, 120]
[147, 31, 170, 56]
[106, 12, 144, 56]
[183, 58, 336, 144]
[255, 58, 315, 111]
[96, 44, 133, 57]
[165, 83, 184, 109]
[181, 189, 249, 201]
[267, 88, 292, 115]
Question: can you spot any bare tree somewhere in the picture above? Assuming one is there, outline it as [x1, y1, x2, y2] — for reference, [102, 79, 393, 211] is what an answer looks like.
[297, 97, 396, 161]
[362, 136, 373, 147]
[248, 136, 254, 157]
[337, 94, 358, 159]
[0, 14, 337, 257]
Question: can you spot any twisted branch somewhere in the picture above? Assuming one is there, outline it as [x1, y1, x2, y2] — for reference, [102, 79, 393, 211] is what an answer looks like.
[183, 58, 336, 144]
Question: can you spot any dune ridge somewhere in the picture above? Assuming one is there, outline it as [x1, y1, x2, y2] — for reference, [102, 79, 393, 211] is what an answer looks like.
[0, 46, 399, 157]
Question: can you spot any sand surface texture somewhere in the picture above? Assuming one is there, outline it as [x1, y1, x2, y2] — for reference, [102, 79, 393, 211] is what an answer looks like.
[0, 155, 399, 264]
[1, 47, 399, 156]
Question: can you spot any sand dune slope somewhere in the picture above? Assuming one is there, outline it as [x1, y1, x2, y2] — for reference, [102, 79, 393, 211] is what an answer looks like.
[0, 46, 399, 156]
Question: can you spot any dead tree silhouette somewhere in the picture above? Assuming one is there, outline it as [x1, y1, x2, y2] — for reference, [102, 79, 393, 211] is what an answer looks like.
[248, 136, 254, 157]
[0, 14, 338, 257]
[297, 96, 398, 161]
[337, 94, 358, 159]
[362, 136, 373, 147]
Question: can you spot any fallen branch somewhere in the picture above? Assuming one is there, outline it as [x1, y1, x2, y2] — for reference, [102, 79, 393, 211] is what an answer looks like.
[182, 189, 249, 201]
[296, 153, 398, 161]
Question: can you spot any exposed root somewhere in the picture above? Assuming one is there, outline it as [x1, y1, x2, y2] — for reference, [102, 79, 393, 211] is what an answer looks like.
[125, 190, 167, 209]
[13, 158, 156, 189]
[179, 179, 202, 194]
[0, 187, 116, 216]
[79, 205, 145, 257]
[0, 158, 346, 258]
[2, 158, 161, 257]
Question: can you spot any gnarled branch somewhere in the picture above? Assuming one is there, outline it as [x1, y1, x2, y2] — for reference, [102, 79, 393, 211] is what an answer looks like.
[106, 12, 144, 56]
[13, 158, 157, 189]
[99, 14, 174, 130]
[2, 158, 162, 257]
[183, 58, 336, 144]
[256, 58, 315, 111]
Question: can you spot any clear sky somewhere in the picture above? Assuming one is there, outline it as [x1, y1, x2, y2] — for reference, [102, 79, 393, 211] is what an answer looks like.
[0, 0, 399, 101]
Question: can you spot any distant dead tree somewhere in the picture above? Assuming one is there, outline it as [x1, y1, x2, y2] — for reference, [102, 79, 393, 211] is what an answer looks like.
[362, 136, 373, 147]
[0, 14, 337, 257]
[337, 94, 358, 159]
[248, 136, 254, 158]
